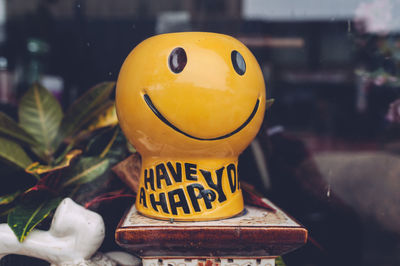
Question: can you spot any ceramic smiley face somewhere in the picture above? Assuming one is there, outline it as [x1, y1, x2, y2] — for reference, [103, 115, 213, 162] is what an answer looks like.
[116, 32, 266, 220]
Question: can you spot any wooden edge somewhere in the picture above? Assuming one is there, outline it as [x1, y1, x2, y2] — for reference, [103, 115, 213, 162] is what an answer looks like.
[116, 226, 307, 244]
[115, 226, 307, 257]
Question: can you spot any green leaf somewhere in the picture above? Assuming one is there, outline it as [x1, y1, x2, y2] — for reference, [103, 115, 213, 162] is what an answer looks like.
[56, 82, 115, 145]
[99, 126, 119, 158]
[8, 197, 61, 242]
[0, 136, 33, 169]
[25, 149, 82, 175]
[275, 257, 286, 266]
[126, 142, 136, 153]
[18, 83, 63, 160]
[0, 191, 21, 205]
[62, 157, 110, 187]
[0, 112, 37, 146]
[68, 100, 115, 143]
[85, 126, 116, 155]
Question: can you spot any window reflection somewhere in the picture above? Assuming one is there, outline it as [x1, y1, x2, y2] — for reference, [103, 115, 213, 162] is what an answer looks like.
[1, 1, 400, 265]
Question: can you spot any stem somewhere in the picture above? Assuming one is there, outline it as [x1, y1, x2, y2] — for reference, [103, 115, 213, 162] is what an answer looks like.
[68, 184, 81, 198]
[54, 141, 75, 165]
[33, 173, 40, 181]
[99, 126, 119, 158]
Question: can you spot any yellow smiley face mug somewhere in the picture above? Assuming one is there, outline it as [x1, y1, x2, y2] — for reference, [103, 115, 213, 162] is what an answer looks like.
[116, 32, 266, 221]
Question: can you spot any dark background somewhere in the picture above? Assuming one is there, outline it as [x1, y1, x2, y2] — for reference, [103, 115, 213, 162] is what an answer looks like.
[2, 0, 400, 265]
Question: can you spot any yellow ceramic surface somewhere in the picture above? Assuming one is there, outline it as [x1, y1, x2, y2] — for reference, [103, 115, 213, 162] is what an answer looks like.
[116, 32, 266, 221]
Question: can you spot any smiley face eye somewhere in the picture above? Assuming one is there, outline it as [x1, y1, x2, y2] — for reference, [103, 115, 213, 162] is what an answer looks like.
[231, 50, 246, 76]
[168, 47, 187, 73]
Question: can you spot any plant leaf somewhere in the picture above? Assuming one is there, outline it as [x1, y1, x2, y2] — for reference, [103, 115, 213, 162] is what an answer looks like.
[8, 197, 61, 242]
[25, 149, 82, 175]
[99, 126, 119, 158]
[0, 137, 33, 169]
[69, 101, 116, 143]
[112, 153, 141, 192]
[18, 83, 63, 160]
[275, 256, 287, 266]
[62, 157, 110, 187]
[85, 126, 116, 155]
[0, 112, 37, 146]
[0, 191, 21, 205]
[56, 82, 115, 145]
[86, 102, 118, 132]
[126, 142, 136, 153]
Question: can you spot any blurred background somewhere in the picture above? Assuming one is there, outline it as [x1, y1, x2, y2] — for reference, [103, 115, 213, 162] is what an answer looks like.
[1, 0, 400, 265]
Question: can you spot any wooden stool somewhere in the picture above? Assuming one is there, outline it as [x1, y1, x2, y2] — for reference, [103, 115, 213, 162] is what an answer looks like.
[116, 198, 307, 266]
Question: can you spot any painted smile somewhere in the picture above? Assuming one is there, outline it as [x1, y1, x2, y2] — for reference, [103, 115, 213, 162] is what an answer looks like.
[143, 92, 260, 141]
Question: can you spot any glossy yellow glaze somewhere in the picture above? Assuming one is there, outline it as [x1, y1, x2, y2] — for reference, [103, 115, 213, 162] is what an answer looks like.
[116, 32, 266, 220]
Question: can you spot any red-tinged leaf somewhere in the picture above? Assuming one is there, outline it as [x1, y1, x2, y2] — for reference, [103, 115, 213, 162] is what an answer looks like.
[84, 189, 135, 209]
[242, 184, 276, 213]
[308, 236, 326, 252]
[25, 172, 62, 195]
[111, 153, 141, 192]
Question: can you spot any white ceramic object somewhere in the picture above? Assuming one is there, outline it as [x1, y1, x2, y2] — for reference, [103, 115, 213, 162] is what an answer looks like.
[0, 198, 109, 265]
[104, 251, 142, 266]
